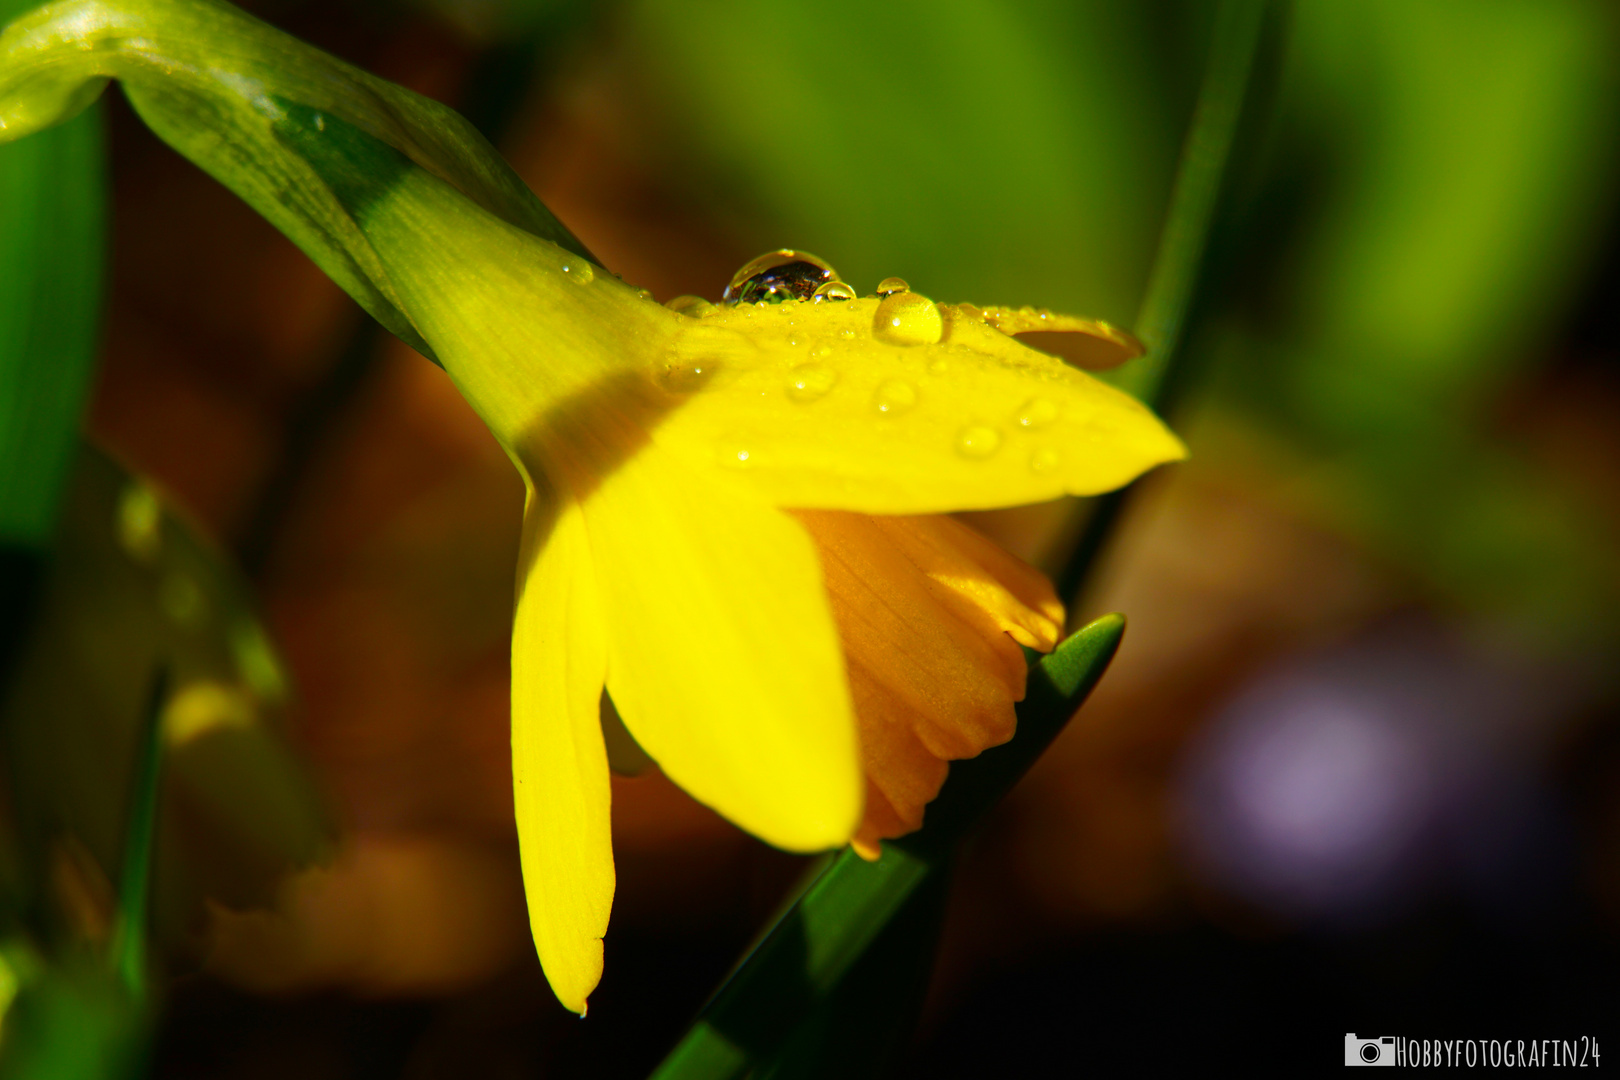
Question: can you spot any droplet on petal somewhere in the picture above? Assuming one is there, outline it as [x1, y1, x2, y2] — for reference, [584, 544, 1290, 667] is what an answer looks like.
[874, 291, 943, 346]
[1029, 447, 1060, 474]
[717, 437, 755, 468]
[786, 363, 837, 402]
[665, 295, 715, 317]
[560, 260, 595, 284]
[1016, 398, 1059, 430]
[872, 379, 918, 415]
[955, 426, 1002, 459]
[660, 362, 714, 393]
[876, 276, 909, 297]
[812, 281, 856, 303]
[722, 249, 839, 305]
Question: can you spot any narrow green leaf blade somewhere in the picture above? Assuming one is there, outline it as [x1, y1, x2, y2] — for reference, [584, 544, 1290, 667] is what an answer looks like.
[651, 614, 1125, 1080]
[0, 103, 103, 551]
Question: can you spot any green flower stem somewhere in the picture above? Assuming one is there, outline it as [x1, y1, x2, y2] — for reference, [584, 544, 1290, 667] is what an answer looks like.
[107, 666, 169, 1002]
[651, 615, 1126, 1080]
[1056, 0, 1272, 613]
[0, 0, 597, 364]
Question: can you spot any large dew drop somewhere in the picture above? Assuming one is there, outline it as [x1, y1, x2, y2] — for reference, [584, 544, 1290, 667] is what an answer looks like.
[874, 291, 943, 346]
[723, 250, 840, 305]
[560, 260, 595, 284]
[876, 277, 909, 297]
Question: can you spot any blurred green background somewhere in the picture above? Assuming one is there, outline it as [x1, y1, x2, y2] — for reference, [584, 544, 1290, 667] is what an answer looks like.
[3, 0, 1618, 1073]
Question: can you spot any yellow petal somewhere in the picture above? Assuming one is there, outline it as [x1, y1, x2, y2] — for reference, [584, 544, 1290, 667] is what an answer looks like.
[510, 496, 612, 1016]
[653, 297, 1186, 515]
[582, 453, 863, 852]
[975, 305, 1143, 371]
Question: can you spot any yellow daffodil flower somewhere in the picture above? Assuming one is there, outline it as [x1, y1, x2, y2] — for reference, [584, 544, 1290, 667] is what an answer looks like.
[373, 177, 1183, 1013]
[0, 0, 1186, 1016]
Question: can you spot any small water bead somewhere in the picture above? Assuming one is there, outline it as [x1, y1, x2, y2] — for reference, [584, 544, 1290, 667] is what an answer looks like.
[1016, 398, 1059, 429]
[786, 363, 837, 402]
[717, 439, 755, 468]
[723, 249, 839, 305]
[660, 362, 714, 393]
[560, 260, 595, 284]
[666, 295, 715, 317]
[874, 291, 943, 346]
[876, 276, 909, 297]
[955, 425, 1002, 459]
[929, 358, 949, 375]
[1029, 447, 1060, 474]
[812, 281, 856, 303]
[872, 379, 917, 415]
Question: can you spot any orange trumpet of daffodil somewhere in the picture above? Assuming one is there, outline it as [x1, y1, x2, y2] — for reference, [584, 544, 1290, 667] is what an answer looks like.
[0, 0, 1186, 1015]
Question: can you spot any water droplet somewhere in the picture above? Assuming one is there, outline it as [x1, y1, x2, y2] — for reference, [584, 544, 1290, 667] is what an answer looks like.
[872, 379, 917, 415]
[1016, 398, 1059, 429]
[812, 281, 856, 303]
[876, 276, 909, 297]
[666, 294, 715, 317]
[723, 249, 839, 305]
[874, 292, 943, 346]
[786, 363, 836, 401]
[955, 425, 1002, 459]
[718, 439, 754, 468]
[560, 260, 595, 284]
[660, 362, 714, 392]
[1029, 447, 1059, 474]
[840, 329, 856, 339]
[928, 358, 949, 375]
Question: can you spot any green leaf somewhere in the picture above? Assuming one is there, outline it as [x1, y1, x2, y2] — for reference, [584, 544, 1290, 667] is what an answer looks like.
[650, 614, 1125, 1080]
[0, 2, 105, 693]
[1057, 0, 1273, 610]
[0, 102, 102, 552]
[0, 0, 597, 362]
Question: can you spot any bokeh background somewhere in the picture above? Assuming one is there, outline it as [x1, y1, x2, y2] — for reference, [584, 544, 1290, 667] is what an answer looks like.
[17, 0, 1620, 1072]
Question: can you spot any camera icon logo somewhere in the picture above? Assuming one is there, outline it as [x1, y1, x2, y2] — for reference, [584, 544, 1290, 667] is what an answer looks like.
[1345, 1034, 1396, 1066]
